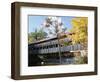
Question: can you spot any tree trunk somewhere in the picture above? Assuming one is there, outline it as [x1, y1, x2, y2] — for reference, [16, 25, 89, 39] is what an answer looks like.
[57, 34, 62, 64]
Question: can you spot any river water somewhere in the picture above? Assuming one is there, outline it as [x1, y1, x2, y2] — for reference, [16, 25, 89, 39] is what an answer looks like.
[42, 57, 75, 65]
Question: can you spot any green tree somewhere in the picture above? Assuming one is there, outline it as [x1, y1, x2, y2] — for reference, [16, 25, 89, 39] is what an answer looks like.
[28, 32, 36, 44]
[28, 28, 47, 44]
[37, 29, 47, 40]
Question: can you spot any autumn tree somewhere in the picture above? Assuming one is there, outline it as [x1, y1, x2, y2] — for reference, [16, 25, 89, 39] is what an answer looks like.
[42, 16, 65, 64]
[69, 17, 88, 50]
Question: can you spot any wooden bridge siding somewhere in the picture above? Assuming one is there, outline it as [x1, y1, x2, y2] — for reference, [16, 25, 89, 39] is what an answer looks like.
[29, 44, 82, 54]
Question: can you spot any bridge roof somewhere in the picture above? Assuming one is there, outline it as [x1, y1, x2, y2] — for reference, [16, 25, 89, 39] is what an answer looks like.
[29, 32, 74, 45]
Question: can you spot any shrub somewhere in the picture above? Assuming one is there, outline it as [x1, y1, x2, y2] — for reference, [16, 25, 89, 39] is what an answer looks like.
[74, 56, 88, 64]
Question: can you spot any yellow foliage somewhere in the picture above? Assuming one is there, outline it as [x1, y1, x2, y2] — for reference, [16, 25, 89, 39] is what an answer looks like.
[70, 17, 88, 45]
